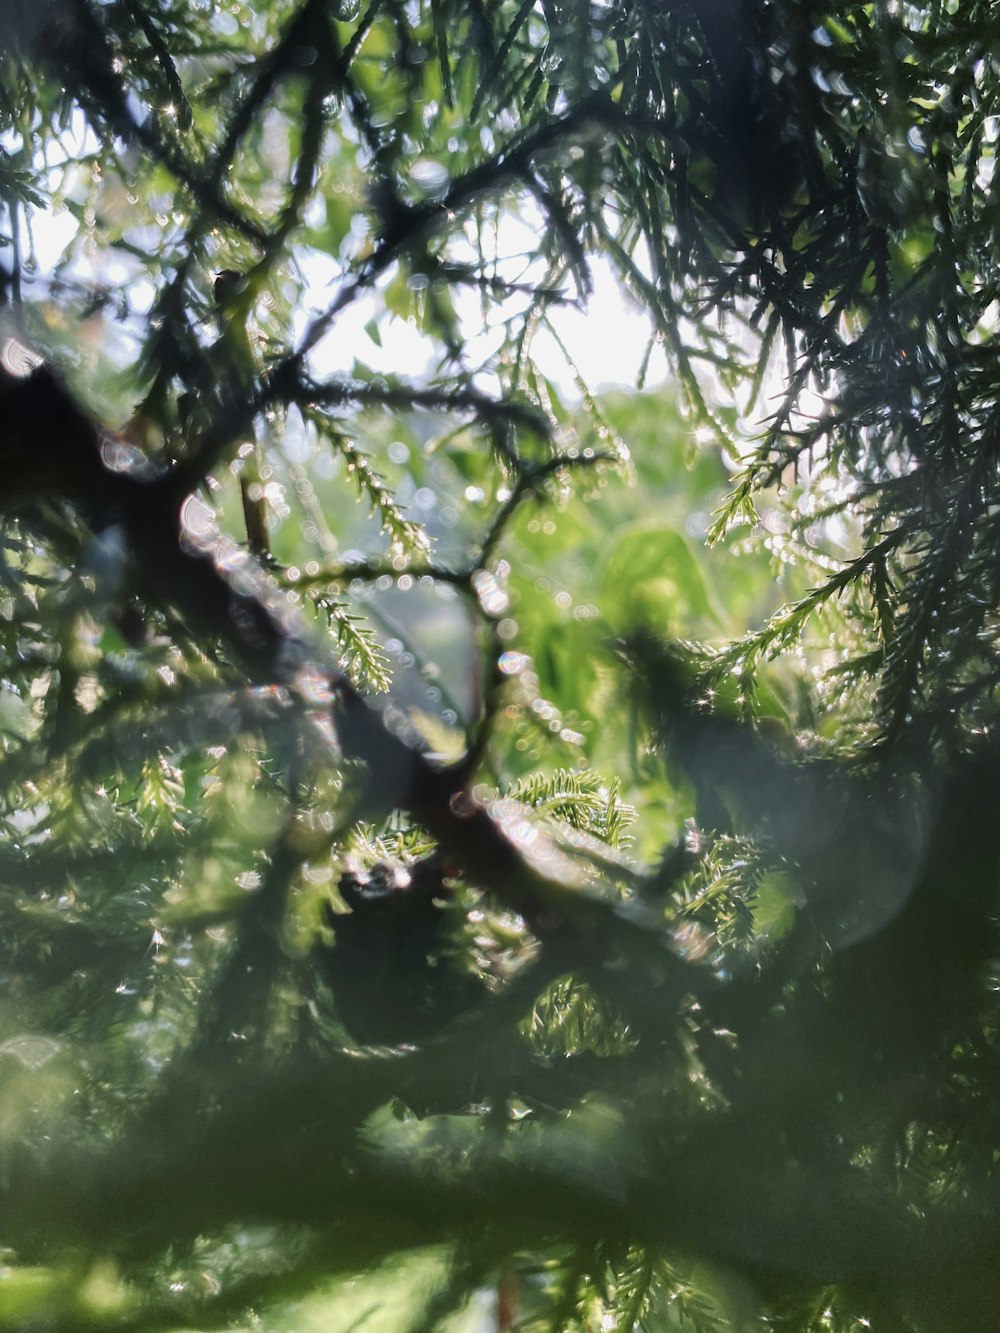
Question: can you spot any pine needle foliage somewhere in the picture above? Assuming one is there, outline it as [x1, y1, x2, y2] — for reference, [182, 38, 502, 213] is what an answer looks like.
[1, 2, 1000, 1331]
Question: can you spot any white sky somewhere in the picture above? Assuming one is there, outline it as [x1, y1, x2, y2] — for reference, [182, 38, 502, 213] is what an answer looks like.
[291, 253, 669, 393]
[23, 175, 670, 398]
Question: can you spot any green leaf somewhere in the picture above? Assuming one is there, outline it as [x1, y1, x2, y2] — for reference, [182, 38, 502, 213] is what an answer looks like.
[598, 520, 723, 635]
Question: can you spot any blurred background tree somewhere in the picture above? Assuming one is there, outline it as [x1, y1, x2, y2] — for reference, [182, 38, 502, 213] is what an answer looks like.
[1, 2, 999, 1329]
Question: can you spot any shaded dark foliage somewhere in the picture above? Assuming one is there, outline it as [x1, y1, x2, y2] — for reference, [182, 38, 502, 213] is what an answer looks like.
[1, 2, 999, 1330]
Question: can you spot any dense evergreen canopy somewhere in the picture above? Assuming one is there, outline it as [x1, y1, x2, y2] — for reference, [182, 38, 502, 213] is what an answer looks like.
[1, 2, 999, 1329]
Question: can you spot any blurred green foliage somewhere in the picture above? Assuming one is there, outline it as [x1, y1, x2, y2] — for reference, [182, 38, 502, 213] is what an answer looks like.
[1, 2, 1000, 1330]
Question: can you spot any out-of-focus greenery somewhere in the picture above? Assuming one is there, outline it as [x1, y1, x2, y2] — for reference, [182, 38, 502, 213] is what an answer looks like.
[1, 2, 999, 1330]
